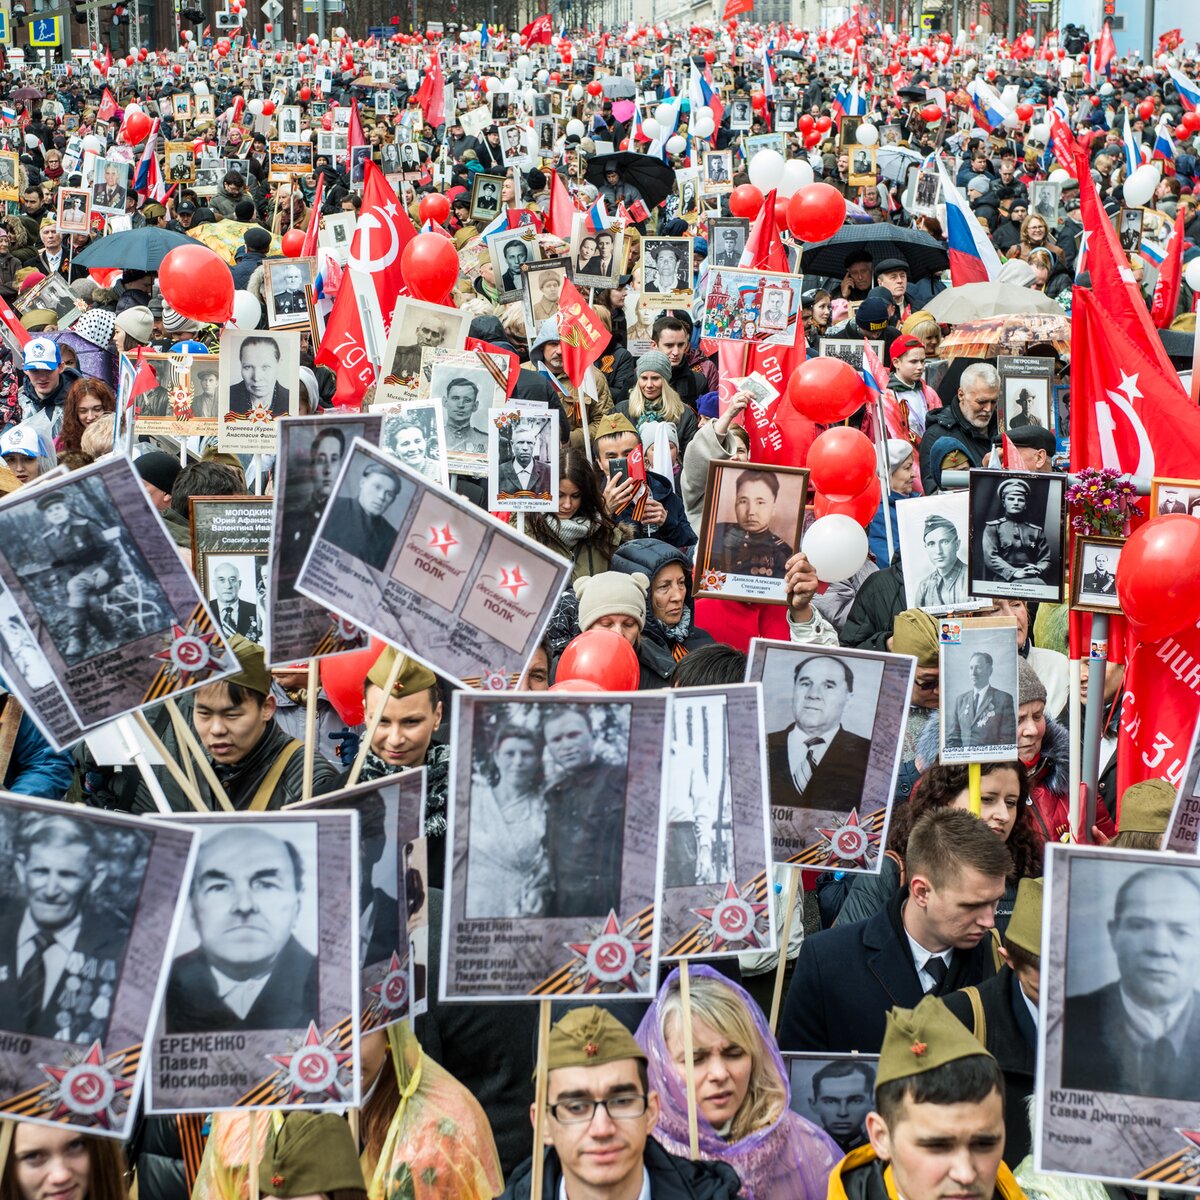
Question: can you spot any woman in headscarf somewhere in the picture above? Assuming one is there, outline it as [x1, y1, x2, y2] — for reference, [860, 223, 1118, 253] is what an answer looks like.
[636, 965, 840, 1200]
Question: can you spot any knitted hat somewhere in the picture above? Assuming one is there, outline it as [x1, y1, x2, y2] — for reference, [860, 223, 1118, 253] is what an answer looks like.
[162, 300, 201, 333]
[877, 995, 996, 1088]
[259, 1112, 365, 1199]
[574, 570, 649, 632]
[1017, 657, 1047, 707]
[134, 450, 182, 494]
[115, 305, 154, 346]
[968, 173, 992, 193]
[636, 349, 672, 381]
[886, 438, 914, 471]
[697, 391, 720, 418]
[544, 1006, 646, 1075]
[892, 609, 939, 668]
[1116, 779, 1175, 836]
[855, 296, 890, 333]
[1004, 877, 1043, 957]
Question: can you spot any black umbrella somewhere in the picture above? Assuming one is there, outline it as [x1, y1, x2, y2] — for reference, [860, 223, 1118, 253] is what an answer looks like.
[800, 223, 949, 282]
[585, 152, 677, 210]
[73, 228, 198, 272]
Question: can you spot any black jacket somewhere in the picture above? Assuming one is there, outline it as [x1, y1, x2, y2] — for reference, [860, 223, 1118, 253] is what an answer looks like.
[919, 400, 996, 494]
[501, 1138, 741, 1200]
[778, 888, 997, 1053]
[943, 968, 1037, 1165]
[841, 560, 905, 651]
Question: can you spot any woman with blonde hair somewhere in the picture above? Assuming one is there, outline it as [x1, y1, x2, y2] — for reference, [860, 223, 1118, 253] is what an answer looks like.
[636, 965, 840, 1200]
[618, 350, 698, 456]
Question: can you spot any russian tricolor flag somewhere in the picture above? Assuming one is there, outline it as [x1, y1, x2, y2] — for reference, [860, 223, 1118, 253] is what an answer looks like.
[1169, 67, 1200, 112]
[937, 158, 1003, 286]
[1120, 110, 1143, 176]
[585, 196, 611, 233]
[1154, 122, 1176, 163]
[967, 80, 1013, 134]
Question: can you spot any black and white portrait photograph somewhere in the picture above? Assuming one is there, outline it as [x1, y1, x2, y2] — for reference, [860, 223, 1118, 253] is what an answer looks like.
[399, 141, 422, 178]
[469, 172, 505, 222]
[192, 159, 226, 195]
[166, 141, 195, 183]
[349, 145, 372, 187]
[379, 297, 468, 385]
[998, 356, 1054, 431]
[913, 169, 940, 214]
[1036, 845, 1200, 1188]
[847, 145, 878, 188]
[91, 157, 130, 214]
[490, 226, 544, 303]
[499, 123, 530, 167]
[149, 810, 359, 1114]
[188, 492, 274, 613]
[379, 401, 448, 488]
[1071, 535, 1123, 613]
[1150, 476, 1200, 518]
[569, 222, 623, 289]
[897, 490, 988, 615]
[1028, 178, 1062, 228]
[290, 771, 427, 1029]
[318, 455, 408, 574]
[535, 117, 558, 156]
[136, 352, 221, 428]
[695, 461, 808, 605]
[488, 408, 558, 511]
[702, 149, 734, 193]
[278, 104, 301, 140]
[56, 187, 91, 236]
[430, 361, 502, 475]
[263, 258, 314, 329]
[267, 413, 383, 667]
[968, 470, 1065, 603]
[443, 691, 667, 999]
[658, 684, 774, 960]
[296, 440, 571, 692]
[729, 97, 752, 130]
[217, 329, 301, 454]
[20, 272, 82, 331]
[786, 1054, 879, 1155]
[206, 555, 267, 644]
[0, 456, 236, 728]
[675, 168, 700, 218]
[745, 639, 912, 871]
[318, 212, 355, 263]
[708, 218, 749, 268]
[640, 236, 693, 306]
[0, 151, 18, 202]
[489, 89, 513, 122]
[938, 617, 1019, 764]
[774, 100, 797, 131]
[0, 799, 195, 1138]
[521, 258, 568, 338]
[815, 337, 885, 373]
[1118, 206, 1144, 254]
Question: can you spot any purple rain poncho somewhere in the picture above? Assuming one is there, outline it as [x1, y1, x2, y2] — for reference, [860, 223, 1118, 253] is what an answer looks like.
[636, 965, 841, 1200]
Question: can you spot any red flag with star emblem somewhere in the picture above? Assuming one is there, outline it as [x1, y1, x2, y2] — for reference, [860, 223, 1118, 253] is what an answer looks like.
[315, 284, 377, 409]
[556, 279, 607, 391]
[349, 161, 417, 334]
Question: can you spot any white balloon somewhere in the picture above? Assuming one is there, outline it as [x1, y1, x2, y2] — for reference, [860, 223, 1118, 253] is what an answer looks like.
[1100, 81, 1114, 95]
[1048, 168, 1070, 184]
[571, 84, 584, 100]
[855, 123, 879, 146]
[695, 106, 712, 121]
[653, 103, 674, 127]
[666, 135, 687, 155]
[1185, 259, 1200, 291]
[778, 157, 814, 196]
[1123, 163, 1160, 208]
[565, 118, 585, 139]
[230, 291, 262, 331]
[536, 69, 549, 84]
[642, 118, 662, 140]
[691, 117, 714, 139]
[1026, 122, 1050, 143]
[247, 98, 264, 116]
[801, 515, 870, 583]
[82, 134, 105, 154]
[125, 102, 142, 114]
[748, 147, 785, 192]
[24, 133, 39, 149]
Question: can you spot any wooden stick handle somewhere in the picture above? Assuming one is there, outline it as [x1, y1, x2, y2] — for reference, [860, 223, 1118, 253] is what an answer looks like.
[679, 961, 700, 1160]
[530, 999, 552, 1200]
[165, 698, 236, 812]
[302, 658, 319, 801]
[346, 649, 406, 787]
[133, 711, 207, 813]
[770, 867, 801, 1034]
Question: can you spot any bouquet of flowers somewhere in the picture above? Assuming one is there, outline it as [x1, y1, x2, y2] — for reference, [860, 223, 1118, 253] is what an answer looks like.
[1066, 467, 1142, 537]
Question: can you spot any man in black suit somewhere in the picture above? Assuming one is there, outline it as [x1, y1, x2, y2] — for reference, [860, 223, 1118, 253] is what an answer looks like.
[211, 561, 259, 640]
[165, 825, 318, 1033]
[500, 239, 530, 294]
[944, 651, 1016, 750]
[228, 335, 291, 416]
[766, 654, 872, 813]
[497, 424, 551, 498]
[779, 808, 1008, 1053]
[1061, 866, 1200, 1101]
[325, 461, 401, 572]
[0, 813, 132, 1042]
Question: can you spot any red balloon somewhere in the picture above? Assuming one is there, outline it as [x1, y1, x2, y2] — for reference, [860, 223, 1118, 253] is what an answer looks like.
[798, 113, 815, 132]
[774, 195, 789, 226]
[1184, 112, 1200, 132]
[814, 115, 832, 132]
[158, 243, 234, 324]
[400, 231, 459, 304]
[261, 100, 276, 116]
[803, 130, 822, 148]
[121, 109, 153, 145]
[750, 90, 767, 112]
[549, 679, 606, 692]
[1090, 95, 1101, 107]
[1177, 125, 1189, 140]
[299, 85, 311, 101]
[786, 356, 868, 423]
[786, 183, 847, 242]
[1116, 515, 1200, 643]
[587, 80, 603, 96]
[419, 193, 451, 225]
[281, 227, 305, 257]
[1137, 99, 1155, 121]
[1015, 102, 1034, 121]
[703, 49, 715, 63]
[556, 629, 640, 691]
[807, 427, 878, 501]
[814, 475, 882, 526]
[921, 104, 944, 123]
[319, 638, 386, 726]
[729, 183, 764, 218]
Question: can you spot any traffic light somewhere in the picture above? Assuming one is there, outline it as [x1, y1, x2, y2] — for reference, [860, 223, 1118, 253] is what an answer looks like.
[181, 5, 204, 19]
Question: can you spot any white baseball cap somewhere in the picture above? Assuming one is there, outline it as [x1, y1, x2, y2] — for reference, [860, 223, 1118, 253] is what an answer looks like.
[0, 423, 46, 458]
[22, 336, 61, 372]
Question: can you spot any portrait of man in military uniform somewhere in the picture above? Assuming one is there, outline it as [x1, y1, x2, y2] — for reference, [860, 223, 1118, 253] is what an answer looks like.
[709, 466, 797, 577]
[266, 261, 311, 328]
[970, 472, 1064, 603]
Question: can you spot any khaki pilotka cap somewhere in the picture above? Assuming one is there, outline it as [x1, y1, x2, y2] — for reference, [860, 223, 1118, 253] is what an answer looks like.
[1004, 877, 1042, 958]
[876, 995, 997, 1088]
[538, 1006, 647, 1077]
[892, 609, 939, 668]
[225, 634, 272, 697]
[366, 646, 437, 699]
[1117, 779, 1175, 836]
[259, 1111, 365, 1197]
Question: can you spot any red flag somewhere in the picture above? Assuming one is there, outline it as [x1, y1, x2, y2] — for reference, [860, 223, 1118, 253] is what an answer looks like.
[301, 171, 324, 259]
[97, 88, 118, 123]
[739, 188, 788, 273]
[347, 162, 417, 333]
[1047, 107, 1080, 176]
[1093, 21, 1117, 76]
[519, 14, 552, 45]
[415, 57, 445, 130]
[315, 284, 376, 409]
[723, 0, 753, 17]
[1150, 211, 1185, 330]
[1001, 433, 1023, 469]
[0, 294, 30, 348]
[346, 98, 366, 176]
[546, 170, 576, 239]
[557, 279, 607, 390]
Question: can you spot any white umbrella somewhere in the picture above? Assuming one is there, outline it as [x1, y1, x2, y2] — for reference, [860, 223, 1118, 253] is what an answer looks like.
[926, 281, 1063, 323]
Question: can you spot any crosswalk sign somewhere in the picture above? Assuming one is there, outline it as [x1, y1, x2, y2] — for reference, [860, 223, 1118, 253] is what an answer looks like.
[30, 15, 61, 44]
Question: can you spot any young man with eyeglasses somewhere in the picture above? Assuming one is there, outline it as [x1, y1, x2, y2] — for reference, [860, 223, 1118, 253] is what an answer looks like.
[502, 1006, 740, 1199]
